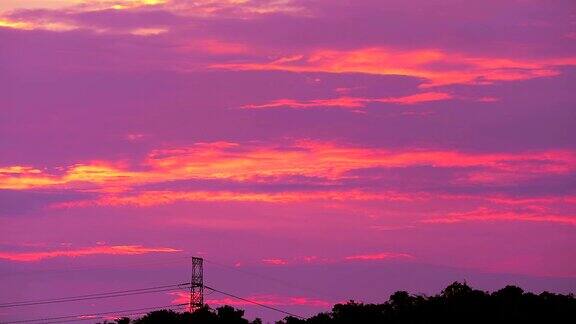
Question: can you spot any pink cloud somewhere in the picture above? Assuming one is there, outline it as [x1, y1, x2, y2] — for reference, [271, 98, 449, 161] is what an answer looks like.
[477, 96, 499, 103]
[213, 47, 576, 87]
[0, 0, 167, 13]
[0, 245, 182, 262]
[486, 196, 576, 206]
[0, 0, 305, 32]
[53, 190, 420, 208]
[344, 252, 414, 261]
[242, 92, 453, 110]
[254, 253, 415, 266]
[262, 258, 289, 266]
[423, 209, 576, 226]
[3, 141, 573, 192]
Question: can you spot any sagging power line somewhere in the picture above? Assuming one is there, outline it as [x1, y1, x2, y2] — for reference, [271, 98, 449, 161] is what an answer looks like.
[1, 303, 189, 324]
[191, 257, 304, 319]
[0, 283, 190, 308]
[0, 256, 305, 322]
[204, 285, 304, 319]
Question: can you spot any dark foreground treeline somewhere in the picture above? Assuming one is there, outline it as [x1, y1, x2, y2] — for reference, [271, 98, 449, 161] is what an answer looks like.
[108, 282, 576, 324]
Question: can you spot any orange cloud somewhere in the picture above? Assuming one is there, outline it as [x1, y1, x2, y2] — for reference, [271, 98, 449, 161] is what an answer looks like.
[64, 163, 140, 184]
[242, 92, 452, 110]
[381, 92, 454, 104]
[262, 258, 289, 265]
[171, 0, 306, 17]
[54, 190, 419, 208]
[423, 209, 576, 226]
[54, 190, 576, 210]
[0, 245, 182, 262]
[243, 97, 365, 109]
[0, 1, 172, 34]
[1, 0, 168, 12]
[486, 196, 576, 206]
[262, 259, 288, 265]
[107, 0, 168, 10]
[0, 1, 71, 11]
[2, 141, 574, 193]
[0, 0, 303, 19]
[213, 47, 576, 87]
[248, 253, 415, 267]
[0, 166, 61, 189]
[130, 27, 169, 36]
[142, 141, 576, 183]
[344, 252, 413, 261]
[0, 1, 167, 12]
[0, 18, 31, 29]
[1, 0, 295, 34]
[0, 162, 140, 190]
[0, 16, 77, 31]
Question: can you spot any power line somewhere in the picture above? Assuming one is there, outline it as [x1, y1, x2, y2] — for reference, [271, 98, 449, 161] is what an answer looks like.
[0, 287, 186, 309]
[3, 285, 304, 324]
[1, 257, 308, 321]
[0, 303, 189, 324]
[40, 304, 187, 324]
[204, 258, 331, 299]
[205, 285, 304, 319]
[42, 305, 188, 324]
[0, 283, 189, 306]
[0, 283, 190, 308]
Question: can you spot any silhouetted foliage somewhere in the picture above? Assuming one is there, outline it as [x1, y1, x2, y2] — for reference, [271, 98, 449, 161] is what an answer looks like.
[106, 282, 575, 323]
[278, 282, 575, 324]
[103, 305, 261, 324]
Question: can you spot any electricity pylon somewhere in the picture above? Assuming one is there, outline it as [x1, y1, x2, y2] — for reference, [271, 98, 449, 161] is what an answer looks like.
[190, 257, 204, 312]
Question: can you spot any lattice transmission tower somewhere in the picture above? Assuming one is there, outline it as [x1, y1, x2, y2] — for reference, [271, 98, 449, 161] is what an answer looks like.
[190, 257, 204, 312]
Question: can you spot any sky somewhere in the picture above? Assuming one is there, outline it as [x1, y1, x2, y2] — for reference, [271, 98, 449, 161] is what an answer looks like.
[1, 0, 576, 322]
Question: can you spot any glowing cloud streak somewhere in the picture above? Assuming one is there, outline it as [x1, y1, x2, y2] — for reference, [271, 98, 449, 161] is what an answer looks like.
[344, 252, 414, 261]
[424, 209, 576, 226]
[213, 48, 576, 87]
[262, 258, 289, 265]
[1, 141, 575, 191]
[53, 190, 419, 208]
[242, 92, 453, 110]
[0, 245, 182, 262]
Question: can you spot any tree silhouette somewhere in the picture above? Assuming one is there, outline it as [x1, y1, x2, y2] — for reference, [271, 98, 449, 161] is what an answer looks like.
[103, 282, 575, 323]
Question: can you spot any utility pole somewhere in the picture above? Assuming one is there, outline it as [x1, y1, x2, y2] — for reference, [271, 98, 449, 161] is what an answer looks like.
[190, 257, 204, 312]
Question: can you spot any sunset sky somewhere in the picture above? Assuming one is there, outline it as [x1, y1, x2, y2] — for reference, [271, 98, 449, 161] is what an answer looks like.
[1, 0, 576, 322]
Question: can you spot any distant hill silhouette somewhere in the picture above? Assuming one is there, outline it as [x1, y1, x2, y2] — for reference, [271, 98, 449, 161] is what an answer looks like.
[102, 282, 575, 323]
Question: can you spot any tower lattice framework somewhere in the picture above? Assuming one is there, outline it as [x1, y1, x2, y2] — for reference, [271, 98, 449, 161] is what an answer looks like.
[190, 257, 204, 312]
